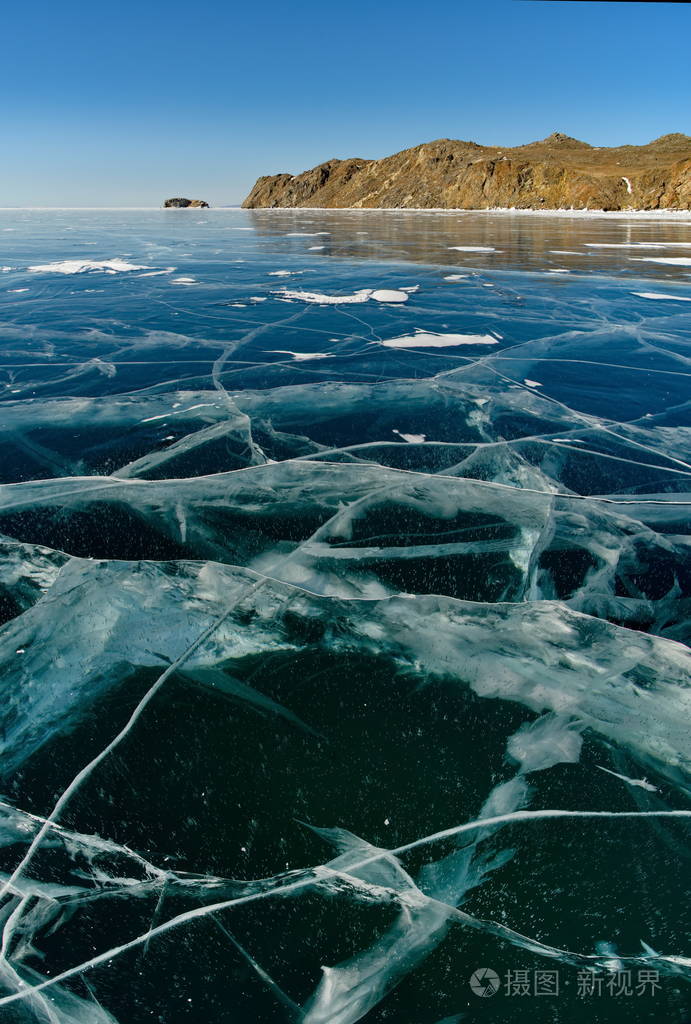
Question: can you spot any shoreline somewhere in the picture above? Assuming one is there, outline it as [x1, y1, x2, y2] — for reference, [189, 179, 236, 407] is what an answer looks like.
[1, 206, 691, 221]
[243, 207, 691, 220]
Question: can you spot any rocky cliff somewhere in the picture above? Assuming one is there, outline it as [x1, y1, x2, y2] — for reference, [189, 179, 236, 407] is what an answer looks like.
[164, 197, 210, 208]
[242, 133, 691, 211]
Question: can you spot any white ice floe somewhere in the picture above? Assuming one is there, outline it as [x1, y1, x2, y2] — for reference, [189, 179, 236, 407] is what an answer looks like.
[308, 246, 326, 251]
[549, 250, 581, 255]
[268, 270, 302, 277]
[392, 429, 426, 443]
[632, 291, 691, 302]
[27, 259, 153, 275]
[370, 289, 410, 303]
[448, 246, 498, 253]
[171, 276, 198, 285]
[548, 269, 570, 274]
[630, 256, 691, 266]
[274, 288, 371, 304]
[443, 274, 469, 281]
[273, 288, 409, 304]
[382, 330, 498, 349]
[524, 379, 542, 388]
[8, 288, 29, 293]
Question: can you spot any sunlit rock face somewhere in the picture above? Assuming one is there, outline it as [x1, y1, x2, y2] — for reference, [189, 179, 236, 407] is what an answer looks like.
[242, 133, 691, 211]
[0, 208, 689, 1024]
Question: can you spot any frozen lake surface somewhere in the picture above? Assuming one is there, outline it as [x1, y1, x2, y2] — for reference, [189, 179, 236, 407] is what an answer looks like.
[0, 208, 690, 1023]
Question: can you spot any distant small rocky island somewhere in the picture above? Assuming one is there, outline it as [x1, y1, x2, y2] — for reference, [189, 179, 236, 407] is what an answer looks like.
[242, 133, 691, 211]
[163, 197, 209, 208]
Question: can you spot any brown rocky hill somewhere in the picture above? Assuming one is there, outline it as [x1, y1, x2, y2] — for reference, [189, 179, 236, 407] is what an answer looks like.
[242, 133, 691, 211]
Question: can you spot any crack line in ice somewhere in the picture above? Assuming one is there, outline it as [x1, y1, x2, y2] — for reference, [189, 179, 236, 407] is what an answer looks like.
[300, 435, 691, 480]
[596, 766, 659, 792]
[491, 356, 691, 380]
[208, 912, 305, 1020]
[477, 362, 691, 474]
[0, 578, 262, 904]
[0, 808, 688, 1008]
[0, 800, 167, 881]
[0, 470, 457, 921]
[317, 871, 665, 974]
[334, 302, 385, 345]
[148, 292, 368, 341]
[2, 457, 691, 530]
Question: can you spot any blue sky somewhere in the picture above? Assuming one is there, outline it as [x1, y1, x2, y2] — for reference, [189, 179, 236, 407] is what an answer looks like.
[2, 0, 689, 206]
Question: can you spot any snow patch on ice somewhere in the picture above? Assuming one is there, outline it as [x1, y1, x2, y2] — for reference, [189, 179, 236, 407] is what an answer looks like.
[371, 289, 409, 303]
[274, 288, 372, 304]
[631, 256, 691, 266]
[268, 350, 332, 361]
[27, 259, 154, 275]
[632, 291, 691, 302]
[448, 246, 498, 253]
[382, 330, 498, 349]
[273, 288, 409, 305]
[393, 429, 426, 443]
